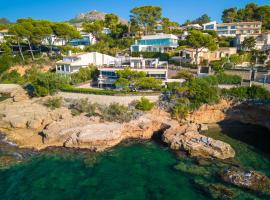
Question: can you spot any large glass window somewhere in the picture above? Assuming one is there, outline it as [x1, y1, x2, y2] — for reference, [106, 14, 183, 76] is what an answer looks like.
[217, 26, 228, 30]
[137, 38, 178, 46]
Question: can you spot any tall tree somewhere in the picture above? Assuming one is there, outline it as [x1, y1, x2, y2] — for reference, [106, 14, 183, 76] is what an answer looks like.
[9, 18, 53, 60]
[186, 30, 217, 66]
[242, 37, 256, 51]
[130, 6, 162, 35]
[105, 14, 119, 30]
[161, 18, 180, 33]
[222, 8, 238, 23]
[222, 3, 270, 29]
[193, 14, 211, 25]
[52, 22, 81, 41]
[82, 20, 104, 38]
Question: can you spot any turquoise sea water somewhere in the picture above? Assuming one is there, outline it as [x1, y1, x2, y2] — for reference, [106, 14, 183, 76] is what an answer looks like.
[0, 121, 269, 200]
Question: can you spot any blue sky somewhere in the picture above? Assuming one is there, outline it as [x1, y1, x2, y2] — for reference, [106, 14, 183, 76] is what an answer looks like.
[0, 0, 269, 23]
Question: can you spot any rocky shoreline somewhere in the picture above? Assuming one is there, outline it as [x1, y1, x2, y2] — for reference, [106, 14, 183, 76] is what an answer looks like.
[0, 84, 269, 160]
[1, 85, 270, 195]
[0, 85, 237, 160]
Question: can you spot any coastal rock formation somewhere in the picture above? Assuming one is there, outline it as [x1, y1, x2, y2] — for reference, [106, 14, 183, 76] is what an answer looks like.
[220, 169, 270, 192]
[228, 103, 270, 131]
[43, 110, 169, 151]
[163, 123, 235, 159]
[0, 85, 236, 158]
[0, 99, 71, 130]
[0, 84, 29, 102]
[186, 99, 233, 124]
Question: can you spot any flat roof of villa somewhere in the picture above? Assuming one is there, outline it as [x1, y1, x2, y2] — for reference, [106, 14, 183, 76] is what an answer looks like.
[140, 33, 178, 40]
[98, 67, 168, 72]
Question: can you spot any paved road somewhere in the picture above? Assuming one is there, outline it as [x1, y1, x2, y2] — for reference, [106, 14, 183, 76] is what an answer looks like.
[57, 92, 159, 106]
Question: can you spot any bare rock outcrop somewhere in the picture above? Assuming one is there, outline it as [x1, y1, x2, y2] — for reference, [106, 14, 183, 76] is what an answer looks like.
[186, 99, 233, 124]
[0, 99, 71, 130]
[163, 123, 235, 159]
[43, 110, 169, 151]
[0, 84, 29, 102]
[227, 103, 270, 131]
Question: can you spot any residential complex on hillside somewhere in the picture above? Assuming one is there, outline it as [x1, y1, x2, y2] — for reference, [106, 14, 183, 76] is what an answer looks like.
[203, 21, 262, 37]
[131, 34, 179, 53]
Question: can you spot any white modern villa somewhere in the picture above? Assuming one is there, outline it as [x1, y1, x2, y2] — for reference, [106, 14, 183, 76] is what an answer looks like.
[131, 33, 179, 53]
[203, 21, 262, 37]
[97, 56, 169, 88]
[56, 51, 116, 74]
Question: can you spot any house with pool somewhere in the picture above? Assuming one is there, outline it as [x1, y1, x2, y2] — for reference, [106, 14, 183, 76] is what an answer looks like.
[131, 33, 179, 53]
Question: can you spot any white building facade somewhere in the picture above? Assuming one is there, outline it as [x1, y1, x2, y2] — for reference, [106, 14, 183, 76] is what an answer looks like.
[235, 33, 270, 51]
[56, 52, 116, 74]
[131, 34, 179, 53]
[98, 56, 169, 88]
[203, 21, 262, 37]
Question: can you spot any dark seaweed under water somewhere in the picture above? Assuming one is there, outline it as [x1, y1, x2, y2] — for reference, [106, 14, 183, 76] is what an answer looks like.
[0, 121, 269, 200]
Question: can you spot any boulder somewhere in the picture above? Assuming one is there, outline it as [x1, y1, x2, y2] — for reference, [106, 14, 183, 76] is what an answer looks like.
[220, 169, 270, 192]
[163, 123, 235, 159]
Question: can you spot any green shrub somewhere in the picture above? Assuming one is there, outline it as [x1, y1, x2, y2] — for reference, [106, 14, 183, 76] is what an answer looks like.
[172, 98, 190, 120]
[0, 70, 25, 84]
[34, 86, 50, 97]
[187, 78, 220, 109]
[173, 69, 193, 80]
[134, 77, 162, 90]
[44, 97, 63, 110]
[71, 98, 98, 115]
[203, 76, 218, 86]
[70, 66, 97, 85]
[135, 97, 155, 111]
[222, 85, 270, 100]
[247, 85, 270, 100]
[61, 85, 160, 96]
[101, 103, 132, 123]
[216, 73, 242, 85]
[32, 72, 69, 96]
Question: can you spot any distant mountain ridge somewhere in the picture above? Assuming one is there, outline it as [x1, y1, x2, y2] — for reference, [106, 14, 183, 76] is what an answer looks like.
[69, 10, 128, 25]
[0, 18, 11, 24]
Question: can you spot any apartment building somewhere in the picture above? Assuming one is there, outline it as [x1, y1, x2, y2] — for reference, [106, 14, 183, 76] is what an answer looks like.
[131, 33, 179, 53]
[235, 33, 270, 51]
[203, 21, 262, 37]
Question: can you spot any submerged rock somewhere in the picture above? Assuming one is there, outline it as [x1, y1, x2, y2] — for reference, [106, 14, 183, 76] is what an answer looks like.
[220, 168, 270, 192]
[174, 162, 211, 177]
[163, 123, 235, 160]
[194, 179, 235, 200]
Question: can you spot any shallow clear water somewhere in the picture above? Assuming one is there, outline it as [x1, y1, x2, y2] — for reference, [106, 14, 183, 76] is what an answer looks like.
[0, 121, 269, 200]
